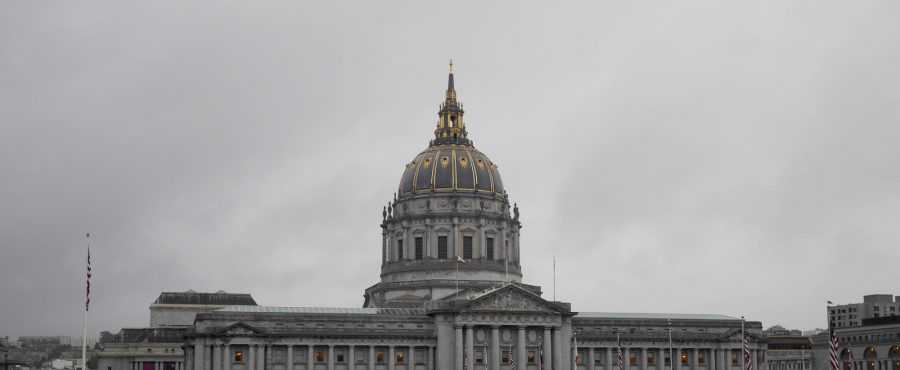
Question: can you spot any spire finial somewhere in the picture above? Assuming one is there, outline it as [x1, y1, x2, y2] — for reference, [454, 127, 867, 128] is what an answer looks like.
[449, 59, 453, 74]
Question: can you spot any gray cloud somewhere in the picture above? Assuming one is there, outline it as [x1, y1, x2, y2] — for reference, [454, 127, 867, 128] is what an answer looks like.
[1, 1, 899, 338]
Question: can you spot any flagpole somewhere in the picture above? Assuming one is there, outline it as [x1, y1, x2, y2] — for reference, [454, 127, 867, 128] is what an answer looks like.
[667, 320, 673, 370]
[504, 243, 509, 285]
[552, 256, 556, 301]
[741, 316, 745, 370]
[81, 233, 90, 370]
[573, 332, 578, 370]
[456, 256, 459, 300]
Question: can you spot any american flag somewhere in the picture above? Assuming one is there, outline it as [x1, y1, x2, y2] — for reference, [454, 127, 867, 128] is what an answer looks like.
[846, 344, 854, 370]
[463, 352, 469, 370]
[617, 346, 624, 370]
[85, 236, 91, 312]
[829, 328, 840, 370]
[539, 342, 544, 370]
[509, 349, 515, 370]
[743, 336, 753, 370]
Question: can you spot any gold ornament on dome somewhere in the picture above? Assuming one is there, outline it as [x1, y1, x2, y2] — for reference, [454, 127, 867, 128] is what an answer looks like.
[476, 158, 485, 169]
[440, 156, 450, 168]
[423, 158, 432, 168]
[459, 157, 469, 168]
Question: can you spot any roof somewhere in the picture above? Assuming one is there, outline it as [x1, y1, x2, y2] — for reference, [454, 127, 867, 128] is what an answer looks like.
[153, 291, 257, 306]
[115, 327, 189, 343]
[218, 306, 425, 316]
[576, 312, 739, 321]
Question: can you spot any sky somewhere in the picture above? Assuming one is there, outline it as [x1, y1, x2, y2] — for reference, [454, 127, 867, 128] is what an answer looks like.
[1, 1, 899, 340]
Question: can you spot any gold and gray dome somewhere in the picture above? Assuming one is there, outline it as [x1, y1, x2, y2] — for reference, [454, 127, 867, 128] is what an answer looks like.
[398, 61, 505, 197]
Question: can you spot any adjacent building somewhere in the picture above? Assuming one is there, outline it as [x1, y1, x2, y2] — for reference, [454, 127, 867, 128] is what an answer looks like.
[97, 291, 257, 370]
[182, 66, 767, 370]
[765, 336, 812, 370]
[829, 295, 900, 329]
[812, 313, 900, 370]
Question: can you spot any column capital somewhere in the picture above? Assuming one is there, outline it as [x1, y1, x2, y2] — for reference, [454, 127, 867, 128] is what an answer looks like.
[517, 326, 526, 331]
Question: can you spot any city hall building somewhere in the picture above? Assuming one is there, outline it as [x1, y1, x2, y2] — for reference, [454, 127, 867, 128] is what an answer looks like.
[182, 66, 766, 370]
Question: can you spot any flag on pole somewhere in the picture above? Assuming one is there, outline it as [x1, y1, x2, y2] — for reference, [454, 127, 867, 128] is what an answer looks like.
[539, 341, 544, 370]
[463, 350, 469, 370]
[617, 346, 623, 370]
[85, 242, 92, 312]
[829, 328, 840, 370]
[846, 345, 854, 370]
[743, 336, 753, 370]
[457, 256, 467, 264]
[509, 348, 516, 370]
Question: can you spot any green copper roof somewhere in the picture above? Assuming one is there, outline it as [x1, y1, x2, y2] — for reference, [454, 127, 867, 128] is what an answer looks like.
[577, 312, 739, 320]
[218, 306, 426, 316]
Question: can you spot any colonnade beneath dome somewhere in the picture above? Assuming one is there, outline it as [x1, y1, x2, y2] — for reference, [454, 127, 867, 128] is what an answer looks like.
[451, 325, 565, 370]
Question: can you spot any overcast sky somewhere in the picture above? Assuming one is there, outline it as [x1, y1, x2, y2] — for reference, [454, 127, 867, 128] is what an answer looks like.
[2, 1, 899, 339]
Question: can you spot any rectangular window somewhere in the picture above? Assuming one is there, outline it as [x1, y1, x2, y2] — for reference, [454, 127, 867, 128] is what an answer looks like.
[396, 351, 405, 364]
[875, 306, 880, 311]
[647, 352, 654, 365]
[415, 237, 423, 260]
[486, 238, 494, 260]
[316, 351, 325, 363]
[502, 351, 511, 364]
[732, 352, 738, 365]
[595, 350, 604, 365]
[356, 350, 366, 364]
[528, 351, 536, 363]
[463, 236, 473, 259]
[699, 352, 705, 365]
[336, 349, 345, 363]
[397, 240, 403, 260]
[234, 351, 244, 363]
[438, 236, 448, 258]
[630, 352, 637, 365]
[416, 349, 426, 364]
[376, 351, 385, 364]
[476, 349, 485, 364]
[294, 348, 306, 362]
[273, 348, 285, 363]
[681, 352, 688, 365]
[665, 352, 671, 366]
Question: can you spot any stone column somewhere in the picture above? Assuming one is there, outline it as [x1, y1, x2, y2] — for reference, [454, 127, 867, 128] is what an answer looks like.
[348, 346, 354, 370]
[553, 327, 563, 370]
[408, 346, 415, 369]
[455, 326, 464, 370]
[466, 326, 475, 370]
[624, 348, 629, 369]
[369, 346, 376, 370]
[429, 346, 435, 370]
[261, 345, 268, 370]
[193, 343, 203, 370]
[307, 346, 314, 370]
[492, 326, 501, 370]
[675, 348, 682, 370]
[588, 347, 596, 370]
[248, 346, 255, 370]
[657, 348, 665, 370]
[642, 348, 648, 370]
[607, 347, 614, 370]
[517, 327, 527, 370]
[389, 346, 395, 370]
[287, 346, 294, 370]
[692, 349, 698, 370]
[328, 346, 335, 370]
[224, 344, 231, 370]
[543, 328, 553, 370]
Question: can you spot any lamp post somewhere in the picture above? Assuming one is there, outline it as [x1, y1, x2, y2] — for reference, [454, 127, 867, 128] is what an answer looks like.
[668, 320, 674, 370]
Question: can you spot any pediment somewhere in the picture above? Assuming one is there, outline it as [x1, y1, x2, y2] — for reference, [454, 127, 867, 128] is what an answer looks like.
[220, 322, 265, 336]
[460, 285, 568, 315]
